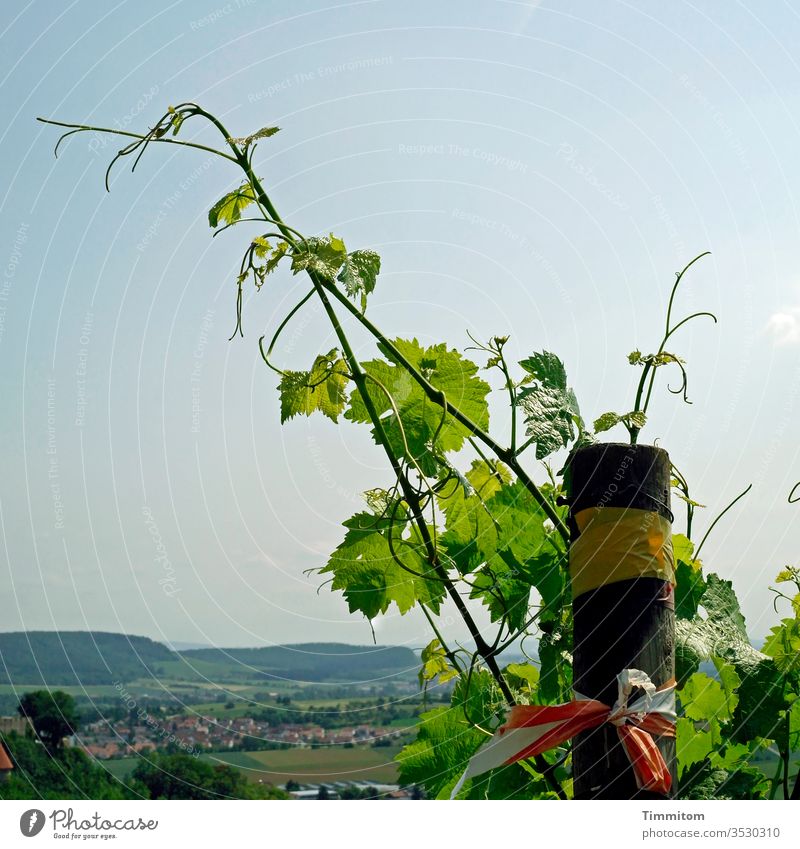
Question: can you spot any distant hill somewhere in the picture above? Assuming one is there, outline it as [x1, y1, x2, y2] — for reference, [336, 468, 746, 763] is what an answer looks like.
[0, 632, 418, 686]
[181, 643, 417, 682]
[0, 631, 173, 686]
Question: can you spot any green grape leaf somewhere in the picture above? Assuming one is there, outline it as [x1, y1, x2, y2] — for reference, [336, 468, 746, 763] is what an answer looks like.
[398, 669, 515, 799]
[676, 716, 713, 778]
[337, 249, 381, 311]
[673, 490, 706, 508]
[437, 460, 512, 574]
[418, 639, 458, 688]
[519, 351, 567, 387]
[320, 512, 446, 619]
[677, 574, 785, 741]
[247, 238, 290, 285]
[451, 668, 503, 728]
[733, 663, 787, 742]
[264, 241, 289, 275]
[505, 662, 540, 693]
[775, 567, 796, 584]
[675, 556, 706, 621]
[677, 574, 756, 668]
[673, 533, 695, 564]
[465, 760, 555, 800]
[519, 549, 568, 625]
[444, 476, 560, 630]
[466, 458, 512, 494]
[208, 181, 257, 228]
[620, 411, 645, 430]
[628, 349, 685, 369]
[710, 740, 751, 771]
[278, 349, 348, 423]
[484, 480, 549, 566]
[517, 351, 581, 459]
[681, 763, 769, 800]
[227, 126, 280, 147]
[593, 412, 621, 433]
[396, 706, 484, 799]
[290, 234, 347, 280]
[652, 350, 685, 367]
[170, 111, 184, 136]
[469, 553, 531, 632]
[713, 658, 742, 712]
[251, 236, 271, 258]
[592, 411, 646, 435]
[681, 670, 738, 722]
[345, 339, 490, 475]
[762, 618, 800, 677]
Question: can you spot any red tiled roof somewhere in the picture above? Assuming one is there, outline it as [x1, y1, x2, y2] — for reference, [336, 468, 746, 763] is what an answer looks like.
[0, 741, 13, 771]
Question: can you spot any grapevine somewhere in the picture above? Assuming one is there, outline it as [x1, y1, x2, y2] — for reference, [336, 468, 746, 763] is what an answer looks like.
[39, 104, 800, 799]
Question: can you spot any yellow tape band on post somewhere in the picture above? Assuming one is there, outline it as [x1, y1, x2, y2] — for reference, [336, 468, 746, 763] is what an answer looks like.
[569, 506, 674, 598]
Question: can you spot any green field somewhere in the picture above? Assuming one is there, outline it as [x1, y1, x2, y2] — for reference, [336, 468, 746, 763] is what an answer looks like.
[92, 744, 403, 787]
[98, 757, 140, 780]
[203, 746, 402, 785]
[0, 684, 121, 697]
[182, 700, 267, 718]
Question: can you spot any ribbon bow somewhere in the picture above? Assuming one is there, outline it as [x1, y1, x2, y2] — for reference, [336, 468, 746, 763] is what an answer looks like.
[451, 668, 675, 798]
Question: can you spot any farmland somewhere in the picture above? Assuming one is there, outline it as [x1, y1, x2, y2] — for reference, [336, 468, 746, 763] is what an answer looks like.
[207, 746, 403, 785]
[105, 746, 403, 786]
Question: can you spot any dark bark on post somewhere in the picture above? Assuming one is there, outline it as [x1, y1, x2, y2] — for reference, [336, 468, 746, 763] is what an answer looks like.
[567, 442, 676, 800]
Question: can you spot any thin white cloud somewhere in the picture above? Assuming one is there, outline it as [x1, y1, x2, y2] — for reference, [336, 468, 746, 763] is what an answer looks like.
[766, 307, 800, 346]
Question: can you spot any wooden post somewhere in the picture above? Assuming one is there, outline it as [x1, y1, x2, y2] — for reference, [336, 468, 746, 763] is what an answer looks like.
[566, 442, 676, 799]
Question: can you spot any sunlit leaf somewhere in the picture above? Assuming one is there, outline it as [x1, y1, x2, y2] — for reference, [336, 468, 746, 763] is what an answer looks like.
[677, 574, 784, 741]
[345, 339, 490, 475]
[228, 126, 280, 147]
[677, 716, 713, 778]
[418, 639, 458, 688]
[208, 181, 257, 228]
[517, 351, 582, 459]
[681, 669, 738, 722]
[278, 348, 348, 423]
[290, 234, 347, 280]
[337, 249, 380, 311]
[320, 512, 446, 620]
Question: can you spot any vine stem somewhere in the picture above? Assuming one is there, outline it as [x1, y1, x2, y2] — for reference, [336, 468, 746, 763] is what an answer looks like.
[628, 252, 714, 444]
[419, 603, 464, 676]
[38, 114, 569, 543]
[223, 111, 570, 549]
[309, 265, 558, 786]
[43, 109, 567, 798]
[317, 279, 570, 542]
[36, 117, 239, 163]
[310, 277, 567, 798]
[694, 483, 752, 560]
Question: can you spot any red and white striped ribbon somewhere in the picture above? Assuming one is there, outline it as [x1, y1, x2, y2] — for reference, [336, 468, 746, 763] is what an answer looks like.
[451, 668, 676, 798]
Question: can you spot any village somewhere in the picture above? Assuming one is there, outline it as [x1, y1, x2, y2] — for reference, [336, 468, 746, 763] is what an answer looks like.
[78, 712, 404, 761]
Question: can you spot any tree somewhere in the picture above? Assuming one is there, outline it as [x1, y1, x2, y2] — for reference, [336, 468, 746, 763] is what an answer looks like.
[18, 691, 79, 753]
[0, 732, 141, 800]
[131, 751, 288, 800]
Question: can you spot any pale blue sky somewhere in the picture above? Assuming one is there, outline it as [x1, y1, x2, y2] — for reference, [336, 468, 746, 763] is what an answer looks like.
[1, 0, 798, 649]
